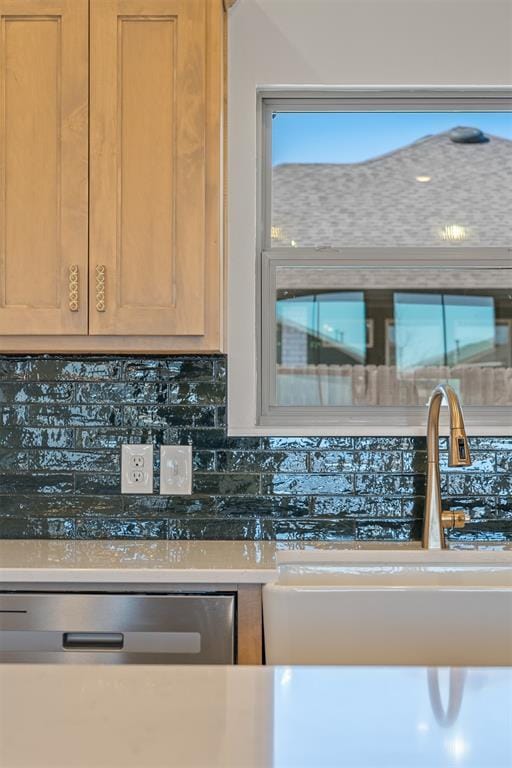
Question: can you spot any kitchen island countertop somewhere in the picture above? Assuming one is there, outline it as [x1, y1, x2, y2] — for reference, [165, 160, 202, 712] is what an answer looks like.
[0, 663, 510, 767]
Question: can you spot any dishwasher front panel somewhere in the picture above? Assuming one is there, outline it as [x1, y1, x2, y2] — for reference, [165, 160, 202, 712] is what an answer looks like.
[0, 593, 235, 664]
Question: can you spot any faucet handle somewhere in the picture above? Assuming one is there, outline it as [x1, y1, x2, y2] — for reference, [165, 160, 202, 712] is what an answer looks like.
[441, 510, 469, 529]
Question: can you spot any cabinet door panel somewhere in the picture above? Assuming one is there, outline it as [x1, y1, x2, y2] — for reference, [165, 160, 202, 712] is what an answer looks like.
[0, 0, 88, 335]
[90, 0, 206, 336]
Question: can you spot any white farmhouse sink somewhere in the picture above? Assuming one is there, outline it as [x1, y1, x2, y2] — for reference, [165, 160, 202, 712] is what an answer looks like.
[263, 549, 512, 666]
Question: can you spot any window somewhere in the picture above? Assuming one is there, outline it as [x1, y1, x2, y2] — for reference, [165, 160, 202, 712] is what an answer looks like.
[259, 91, 512, 430]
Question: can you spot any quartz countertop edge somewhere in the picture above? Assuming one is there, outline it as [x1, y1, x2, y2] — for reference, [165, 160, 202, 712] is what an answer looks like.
[0, 541, 280, 584]
[0, 539, 510, 585]
[0, 566, 278, 584]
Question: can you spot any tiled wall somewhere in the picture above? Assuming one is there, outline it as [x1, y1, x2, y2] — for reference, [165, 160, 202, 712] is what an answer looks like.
[0, 354, 510, 541]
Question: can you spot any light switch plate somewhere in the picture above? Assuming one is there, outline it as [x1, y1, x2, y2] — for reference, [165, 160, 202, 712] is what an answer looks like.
[160, 445, 192, 495]
[121, 444, 153, 494]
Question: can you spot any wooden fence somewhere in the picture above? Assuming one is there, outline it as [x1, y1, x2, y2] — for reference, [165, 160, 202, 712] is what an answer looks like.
[276, 365, 512, 406]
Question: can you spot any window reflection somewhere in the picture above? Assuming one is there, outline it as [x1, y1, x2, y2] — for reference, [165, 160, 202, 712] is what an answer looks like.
[275, 268, 512, 407]
[391, 294, 505, 369]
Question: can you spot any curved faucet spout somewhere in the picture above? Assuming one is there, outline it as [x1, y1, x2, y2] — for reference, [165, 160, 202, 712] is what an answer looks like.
[423, 384, 472, 550]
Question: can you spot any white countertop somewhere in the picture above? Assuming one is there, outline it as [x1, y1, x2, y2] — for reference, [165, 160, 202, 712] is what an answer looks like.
[0, 664, 510, 767]
[0, 539, 282, 584]
[0, 539, 510, 584]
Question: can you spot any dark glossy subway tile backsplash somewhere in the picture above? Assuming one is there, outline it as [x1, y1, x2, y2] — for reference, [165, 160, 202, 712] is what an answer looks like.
[0, 354, 510, 541]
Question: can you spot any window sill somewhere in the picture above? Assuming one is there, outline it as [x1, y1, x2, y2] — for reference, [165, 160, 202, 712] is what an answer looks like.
[228, 424, 512, 437]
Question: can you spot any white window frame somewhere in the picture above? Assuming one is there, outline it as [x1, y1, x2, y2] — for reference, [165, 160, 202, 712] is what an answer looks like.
[252, 89, 512, 435]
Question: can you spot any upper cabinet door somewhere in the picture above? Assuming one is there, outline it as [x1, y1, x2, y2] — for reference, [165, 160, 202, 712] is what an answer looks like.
[0, 0, 88, 335]
[90, 0, 207, 336]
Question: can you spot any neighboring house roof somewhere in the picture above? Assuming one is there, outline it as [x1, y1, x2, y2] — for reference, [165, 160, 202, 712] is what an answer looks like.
[272, 130, 512, 247]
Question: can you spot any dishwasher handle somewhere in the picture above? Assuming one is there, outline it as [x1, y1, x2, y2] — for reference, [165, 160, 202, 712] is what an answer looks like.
[63, 632, 124, 650]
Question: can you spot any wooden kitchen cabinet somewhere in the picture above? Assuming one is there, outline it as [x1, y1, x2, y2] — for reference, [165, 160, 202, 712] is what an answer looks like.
[0, 0, 89, 336]
[0, 0, 224, 352]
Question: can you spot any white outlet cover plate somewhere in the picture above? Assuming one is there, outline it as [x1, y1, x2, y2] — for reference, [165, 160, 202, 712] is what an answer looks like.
[160, 445, 192, 495]
[121, 444, 153, 494]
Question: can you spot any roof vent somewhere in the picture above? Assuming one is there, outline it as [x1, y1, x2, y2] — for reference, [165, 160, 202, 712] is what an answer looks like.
[449, 126, 489, 144]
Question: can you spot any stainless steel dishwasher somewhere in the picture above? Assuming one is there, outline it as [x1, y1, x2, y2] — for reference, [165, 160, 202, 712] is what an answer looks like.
[0, 592, 235, 664]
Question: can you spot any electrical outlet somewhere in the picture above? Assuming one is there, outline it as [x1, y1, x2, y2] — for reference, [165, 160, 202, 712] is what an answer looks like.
[121, 444, 153, 494]
[160, 445, 192, 495]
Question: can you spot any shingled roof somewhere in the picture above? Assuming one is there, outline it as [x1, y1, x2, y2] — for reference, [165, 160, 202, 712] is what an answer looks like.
[272, 130, 512, 247]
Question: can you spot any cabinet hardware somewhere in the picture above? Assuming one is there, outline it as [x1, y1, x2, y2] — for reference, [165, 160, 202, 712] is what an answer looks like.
[68, 265, 79, 311]
[95, 265, 106, 311]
